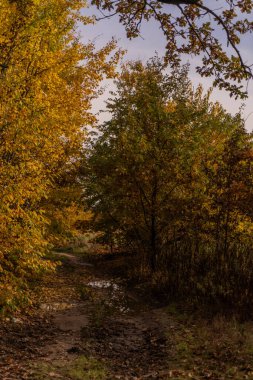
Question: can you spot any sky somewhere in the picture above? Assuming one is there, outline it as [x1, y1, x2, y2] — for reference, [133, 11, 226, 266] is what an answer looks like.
[80, 2, 253, 131]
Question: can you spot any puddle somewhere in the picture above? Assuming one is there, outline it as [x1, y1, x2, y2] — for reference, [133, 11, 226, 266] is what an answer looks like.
[87, 280, 119, 290]
[87, 279, 142, 314]
[40, 302, 76, 311]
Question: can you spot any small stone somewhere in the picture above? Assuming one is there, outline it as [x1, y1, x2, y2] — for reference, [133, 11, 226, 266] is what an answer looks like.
[48, 371, 63, 378]
[11, 317, 22, 323]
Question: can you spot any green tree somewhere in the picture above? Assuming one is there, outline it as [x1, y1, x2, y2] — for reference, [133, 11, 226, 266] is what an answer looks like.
[84, 59, 236, 271]
[197, 125, 253, 301]
[85, 58, 253, 308]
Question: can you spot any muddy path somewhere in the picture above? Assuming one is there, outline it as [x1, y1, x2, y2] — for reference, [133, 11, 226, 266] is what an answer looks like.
[2, 252, 253, 380]
[41, 253, 171, 379]
[0, 253, 172, 380]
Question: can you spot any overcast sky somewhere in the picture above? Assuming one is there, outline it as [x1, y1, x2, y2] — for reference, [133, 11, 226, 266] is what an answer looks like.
[80, 2, 253, 131]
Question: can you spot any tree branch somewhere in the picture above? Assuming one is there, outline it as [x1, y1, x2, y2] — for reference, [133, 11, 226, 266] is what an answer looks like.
[159, 0, 198, 4]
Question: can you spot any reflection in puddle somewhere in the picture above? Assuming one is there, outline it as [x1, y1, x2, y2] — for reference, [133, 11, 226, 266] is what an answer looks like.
[40, 302, 76, 311]
[87, 280, 119, 290]
[87, 279, 131, 314]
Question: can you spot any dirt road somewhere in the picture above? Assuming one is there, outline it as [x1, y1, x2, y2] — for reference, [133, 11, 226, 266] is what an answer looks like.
[0, 253, 171, 380]
[1, 252, 253, 380]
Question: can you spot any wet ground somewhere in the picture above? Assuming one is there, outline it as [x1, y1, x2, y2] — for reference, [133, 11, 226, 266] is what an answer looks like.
[1, 252, 253, 380]
[0, 252, 171, 379]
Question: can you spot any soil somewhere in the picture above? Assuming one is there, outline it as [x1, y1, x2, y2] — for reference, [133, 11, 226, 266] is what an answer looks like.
[1, 252, 253, 380]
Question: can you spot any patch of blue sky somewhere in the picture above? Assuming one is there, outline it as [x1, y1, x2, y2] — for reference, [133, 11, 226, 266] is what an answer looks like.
[80, 2, 253, 131]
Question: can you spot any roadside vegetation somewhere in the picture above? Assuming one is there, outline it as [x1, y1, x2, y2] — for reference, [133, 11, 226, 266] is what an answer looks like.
[0, 0, 119, 313]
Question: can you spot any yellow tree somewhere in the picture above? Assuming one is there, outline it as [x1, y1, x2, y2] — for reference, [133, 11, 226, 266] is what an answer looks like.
[0, 0, 119, 311]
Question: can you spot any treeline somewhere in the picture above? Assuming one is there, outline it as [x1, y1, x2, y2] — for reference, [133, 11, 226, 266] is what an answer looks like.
[85, 59, 253, 309]
[0, 0, 118, 312]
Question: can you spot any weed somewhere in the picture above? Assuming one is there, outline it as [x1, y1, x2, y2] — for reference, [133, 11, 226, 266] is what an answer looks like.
[31, 355, 107, 380]
[176, 341, 191, 358]
[76, 285, 94, 301]
[90, 299, 115, 327]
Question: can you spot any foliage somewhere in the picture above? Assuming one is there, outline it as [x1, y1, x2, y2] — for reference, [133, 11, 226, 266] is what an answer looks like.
[165, 311, 253, 379]
[44, 163, 93, 245]
[84, 58, 253, 308]
[91, 0, 253, 98]
[0, 0, 119, 311]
